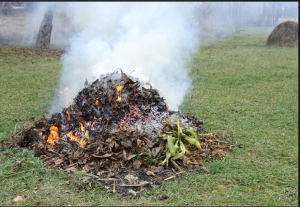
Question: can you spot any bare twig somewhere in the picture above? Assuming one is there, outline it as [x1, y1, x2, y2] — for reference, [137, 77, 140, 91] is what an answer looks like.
[164, 175, 176, 181]
[117, 184, 143, 187]
[0, 170, 30, 180]
[230, 141, 238, 147]
[128, 70, 135, 76]
[207, 139, 228, 144]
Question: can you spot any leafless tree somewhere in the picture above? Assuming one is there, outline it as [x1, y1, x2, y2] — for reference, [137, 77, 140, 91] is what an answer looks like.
[194, 2, 211, 25]
[233, 2, 244, 31]
[0, 2, 12, 15]
[35, 3, 56, 49]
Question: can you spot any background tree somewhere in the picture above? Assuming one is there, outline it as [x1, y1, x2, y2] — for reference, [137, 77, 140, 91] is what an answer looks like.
[0, 2, 12, 15]
[233, 2, 244, 31]
[35, 3, 56, 49]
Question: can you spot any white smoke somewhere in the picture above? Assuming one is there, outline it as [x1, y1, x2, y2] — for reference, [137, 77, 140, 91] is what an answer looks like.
[49, 2, 200, 113]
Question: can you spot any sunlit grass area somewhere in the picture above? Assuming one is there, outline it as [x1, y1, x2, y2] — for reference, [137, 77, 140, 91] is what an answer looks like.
[0, 27, 298, 205]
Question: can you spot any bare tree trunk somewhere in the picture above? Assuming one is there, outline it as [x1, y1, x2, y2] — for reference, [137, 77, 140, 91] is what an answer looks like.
[35, 4, 55, 49]
[230, 2, 232, 27]
[261, 2, 267, 26]
[7, 1, 11, 15]
[234, 2, 243, 31]
[0, 2, 5, 15]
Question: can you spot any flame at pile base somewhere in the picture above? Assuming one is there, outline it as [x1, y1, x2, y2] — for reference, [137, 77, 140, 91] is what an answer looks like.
[47, 126, 59, 145]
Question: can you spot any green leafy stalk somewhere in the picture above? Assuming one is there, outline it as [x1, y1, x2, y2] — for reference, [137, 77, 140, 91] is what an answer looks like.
[183, 128, 197, 137]
[167, 135, 177, 156]
[176, 115, 182, 139]
[160, 151, 171, 166]
[181, 133, 201, 150]
[169, 114, 176, 130]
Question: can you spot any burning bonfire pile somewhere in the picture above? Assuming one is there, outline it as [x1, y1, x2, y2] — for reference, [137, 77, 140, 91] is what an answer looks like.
[11, 70, 232, 185]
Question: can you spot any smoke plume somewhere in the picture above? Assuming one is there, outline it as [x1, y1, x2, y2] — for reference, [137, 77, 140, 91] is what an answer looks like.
[44, 2, 200, 114]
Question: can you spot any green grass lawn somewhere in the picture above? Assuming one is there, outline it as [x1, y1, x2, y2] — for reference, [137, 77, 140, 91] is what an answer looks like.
[0, 27, 298, 206]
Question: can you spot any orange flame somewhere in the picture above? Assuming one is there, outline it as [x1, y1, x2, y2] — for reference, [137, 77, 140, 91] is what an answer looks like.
[79, 121, 86, 132]
[116, 84, 122, 102]
[65, 87, 68, 91]
[39, 132, 43, 139]
[60, 91, 63, 94]
[116, 84, 122, 91]
[94, 115, 97, 120]
[66, 111, 71, 120]
[67, 131, 78, 142]
[119, 123, 123, 129]
[67, 132, 84, 146]
[95, 99, 99, 105]
[47, 126, 59, 145]
[106, 118, 109, 128]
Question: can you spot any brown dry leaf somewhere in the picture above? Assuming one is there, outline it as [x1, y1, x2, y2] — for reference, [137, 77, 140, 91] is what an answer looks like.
[199, 166, 211, 174]
[133, 160, 141, 169]
[78, 159, 87, 164]
[65, 167, 77, 172]
[114, 142, 120, 149]
[149, 166, 163, 173]
[159, 195, 168, 200]
[92, 153, 113, 158]
[109, 140, 116, 148]
[137, 139, 142, 147]
[106, 138, 113, 143]
[107, 172, 115, 178]
[145, 171, 155, 176]
[47, 148, 55, 153]
[126, 154, 136, 161]
[38, 177, 43, 182]
[121, 140, 132, 148]
[143, 138, 153, 148]
[82, 164, 90, 173]
[97, 170, 106, 176]
[54, 159, 64, 165]
[37, 142, 44, 150]
[123, 149, 127, 161]
[151, 147, 162, 158]
[107, 94, 113, 103]
[183, 155, 189, 167]
[15, 161, 23, 168]
[73, 149, 83, 158]
[14, 196, 23, 202]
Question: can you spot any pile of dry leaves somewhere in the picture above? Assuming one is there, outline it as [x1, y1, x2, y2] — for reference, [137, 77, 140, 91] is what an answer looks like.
[7, 70, 234, 195]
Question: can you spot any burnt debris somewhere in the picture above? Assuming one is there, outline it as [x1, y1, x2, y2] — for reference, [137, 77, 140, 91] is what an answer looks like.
[8, 70, 232, 194]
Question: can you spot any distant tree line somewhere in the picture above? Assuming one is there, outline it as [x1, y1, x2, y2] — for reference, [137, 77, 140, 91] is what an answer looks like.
[194, 2, 298, 30]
